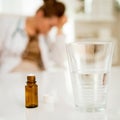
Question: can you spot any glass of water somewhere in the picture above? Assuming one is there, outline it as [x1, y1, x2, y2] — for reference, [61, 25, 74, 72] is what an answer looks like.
[66, 40, 114, 112]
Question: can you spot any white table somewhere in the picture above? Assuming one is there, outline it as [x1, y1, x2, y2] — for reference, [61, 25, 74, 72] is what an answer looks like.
[0, 67, 120, 120]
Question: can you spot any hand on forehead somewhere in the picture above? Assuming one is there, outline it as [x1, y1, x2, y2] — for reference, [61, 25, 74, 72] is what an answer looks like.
[56, 15, 67, 29]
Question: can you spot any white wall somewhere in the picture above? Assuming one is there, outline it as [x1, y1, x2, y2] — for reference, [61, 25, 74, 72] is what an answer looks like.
[0, 0, 42, 15]
[21, 0, 42, 15]
[92, 0, 113, 17]
[0, 0, 2, 12]
[0, 0, 23, 15]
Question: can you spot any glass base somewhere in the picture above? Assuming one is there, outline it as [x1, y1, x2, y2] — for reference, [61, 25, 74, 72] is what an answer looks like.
[75, 105, 106, 112]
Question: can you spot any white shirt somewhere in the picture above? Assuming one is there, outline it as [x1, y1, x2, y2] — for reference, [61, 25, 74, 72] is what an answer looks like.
[0, 14, 66, 73]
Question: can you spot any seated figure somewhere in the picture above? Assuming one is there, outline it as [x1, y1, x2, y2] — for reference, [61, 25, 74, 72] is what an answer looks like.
[0, 0, 67, 73]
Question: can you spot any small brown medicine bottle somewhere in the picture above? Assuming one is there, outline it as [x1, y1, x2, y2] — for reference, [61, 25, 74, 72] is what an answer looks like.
[25, 74, 38, 108]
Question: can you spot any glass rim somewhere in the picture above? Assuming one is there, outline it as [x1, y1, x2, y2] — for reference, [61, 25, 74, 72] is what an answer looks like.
[67, 40, 114, 46]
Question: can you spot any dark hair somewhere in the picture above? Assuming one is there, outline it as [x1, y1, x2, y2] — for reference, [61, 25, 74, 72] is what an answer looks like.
[43, 0, 56, 3]
[36, 0, 65, 18]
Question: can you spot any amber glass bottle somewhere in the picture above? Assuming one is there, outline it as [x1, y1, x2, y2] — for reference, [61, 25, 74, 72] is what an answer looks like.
[25, 74, 38, 108]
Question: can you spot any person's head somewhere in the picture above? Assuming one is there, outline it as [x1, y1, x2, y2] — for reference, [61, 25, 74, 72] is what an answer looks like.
[35, 0, 66, 34]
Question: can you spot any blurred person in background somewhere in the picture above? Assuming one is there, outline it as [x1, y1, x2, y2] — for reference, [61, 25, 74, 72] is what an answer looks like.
[0, 0, 67, 73]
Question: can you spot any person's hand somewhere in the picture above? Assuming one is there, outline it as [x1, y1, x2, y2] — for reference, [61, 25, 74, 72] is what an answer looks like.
[56, 15, 67, 35]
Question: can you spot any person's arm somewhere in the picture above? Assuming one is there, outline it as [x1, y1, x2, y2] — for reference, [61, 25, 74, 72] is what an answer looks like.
[40, 15, 67, 69]
[56, 15, 67, 35]
[46, 16, 67, 67]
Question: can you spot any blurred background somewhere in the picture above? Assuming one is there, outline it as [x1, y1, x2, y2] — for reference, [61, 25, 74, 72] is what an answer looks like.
[0, 0, 120, 66]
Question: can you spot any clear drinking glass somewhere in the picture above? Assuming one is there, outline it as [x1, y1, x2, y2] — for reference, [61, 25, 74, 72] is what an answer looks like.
[66, 40, 114, 112]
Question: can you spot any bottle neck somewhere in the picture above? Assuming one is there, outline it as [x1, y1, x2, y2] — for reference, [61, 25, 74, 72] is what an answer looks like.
[27, 81, 36, 84]
[27, 75, 36, 85]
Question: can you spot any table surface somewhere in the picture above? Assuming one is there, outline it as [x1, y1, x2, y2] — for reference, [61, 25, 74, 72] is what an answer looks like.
[0, 67, 120, 120]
